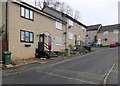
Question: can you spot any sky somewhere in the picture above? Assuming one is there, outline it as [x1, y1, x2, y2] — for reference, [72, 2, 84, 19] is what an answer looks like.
[25, 0, 119, 26]
[60, 0, 119, 26]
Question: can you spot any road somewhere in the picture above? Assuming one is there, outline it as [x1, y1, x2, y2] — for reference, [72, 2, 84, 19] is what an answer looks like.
[3, 47, 118, 84]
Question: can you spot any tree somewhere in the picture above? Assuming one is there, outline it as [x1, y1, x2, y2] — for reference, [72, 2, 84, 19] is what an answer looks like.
[74, 10, 80, 20]
[0, 25, 4, 35]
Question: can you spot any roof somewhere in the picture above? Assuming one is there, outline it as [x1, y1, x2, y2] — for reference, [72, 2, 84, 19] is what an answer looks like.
[99, 24, 120, 32]
[13, 0, 66, 23]
[86, 24, 102, 31]
[42, 5, 87, 28]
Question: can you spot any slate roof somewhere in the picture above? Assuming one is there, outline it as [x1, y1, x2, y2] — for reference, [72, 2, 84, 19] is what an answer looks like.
[86, 24, 102, 31]
[42, 5, 87, 28]
[99, 24, 120, 32]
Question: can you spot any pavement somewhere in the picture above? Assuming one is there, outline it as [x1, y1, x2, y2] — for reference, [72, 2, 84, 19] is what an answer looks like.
[2, 47, 118, 85]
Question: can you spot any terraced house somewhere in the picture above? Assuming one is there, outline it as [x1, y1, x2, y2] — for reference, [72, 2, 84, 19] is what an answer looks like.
[86, 24, 120, 46]
[97, 24, 120, 46]
[2, 0, 87, 60]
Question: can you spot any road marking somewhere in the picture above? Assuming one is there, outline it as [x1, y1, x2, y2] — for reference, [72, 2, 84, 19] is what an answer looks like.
[37, 71, 97, 84]
[49, 51, 100, 66]
[103, 63, 116, 85]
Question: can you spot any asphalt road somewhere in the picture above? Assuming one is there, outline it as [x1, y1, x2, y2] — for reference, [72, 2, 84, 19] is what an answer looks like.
[3, 47, 118, 84]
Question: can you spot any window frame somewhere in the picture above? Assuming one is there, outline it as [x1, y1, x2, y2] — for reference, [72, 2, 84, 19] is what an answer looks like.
[113, 37, 118, 42]
[88, 31, 92, 34]
[113, 30, 119, 34]
[20, 30, 34, 43]
[88, 36, 92, 40]
[55, 37, 62, 46]
[20, 6, 34, 21]
[69, 19, 73, 26]
[69, 32, 73, 40]
[103, 31, 108, 35]
[56, 21, 62, 30]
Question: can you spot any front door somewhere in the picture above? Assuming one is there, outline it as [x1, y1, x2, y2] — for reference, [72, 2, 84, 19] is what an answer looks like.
[97, 39, 101, 45]
[38, 34, 44, 51]
[48, 36, 52, 51]
[75, 35, 77, 46]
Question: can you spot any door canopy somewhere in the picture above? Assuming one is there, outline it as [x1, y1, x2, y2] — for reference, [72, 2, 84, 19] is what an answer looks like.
[40, 32, 51, 36]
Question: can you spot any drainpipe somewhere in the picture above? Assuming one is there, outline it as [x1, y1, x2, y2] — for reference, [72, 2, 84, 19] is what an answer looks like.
[65, 23, 67, 49]
[5, 2, 8, 50]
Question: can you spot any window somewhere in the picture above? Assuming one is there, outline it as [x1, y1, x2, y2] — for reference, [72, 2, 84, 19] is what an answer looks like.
[103, 38, 108, 42]
[78, 36, 80, 40]
[113, 30, 119, 34]
[88, 36, 92, 40]
[56, 21, 62, 30]
[25, 9, 29, 19]
[69, 32, 73, 40]
[21, 7, 25, 17]
[21, 6, 34, 20]
[82, 38, 85, 42]
[113, 37, 118, 42]
[69, 19, 73, 26]
[81, 27, 85, 32]
[103, 31, 108, 35]
[88, 31, 92, 34]
[20, 30, 34, 43]
[56, 37, 62, 46]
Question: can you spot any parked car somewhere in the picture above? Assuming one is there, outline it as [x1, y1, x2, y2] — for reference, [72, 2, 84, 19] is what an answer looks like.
[116, 42, 120, 46]
[110, 43, 117, 47]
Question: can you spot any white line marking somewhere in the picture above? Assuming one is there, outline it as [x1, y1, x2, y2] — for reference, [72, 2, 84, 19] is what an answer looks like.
[49, 51, 100, 66]
[37, 71, 96, 84]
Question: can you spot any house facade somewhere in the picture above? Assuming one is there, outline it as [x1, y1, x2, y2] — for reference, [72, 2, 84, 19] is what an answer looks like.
[2, 1, 87, 60]
[86, 24, 102, 44]
[43, 6, 87, 48]
[97, 24, 120, 46]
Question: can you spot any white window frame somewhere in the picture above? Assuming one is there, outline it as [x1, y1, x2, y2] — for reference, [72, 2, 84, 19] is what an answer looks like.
[69, 32, 73, 40]
[103, 31, 108, 35]
[81, 27, 85, 32]
[56, 21, 62, 30]
[69, 19, 73, 26]
[56, 37, 62, 46]
[88, 36, 92, 40]
[113, 37, 118, 42]
[88, 31, 92, 34]
[113, 30, 119, 34]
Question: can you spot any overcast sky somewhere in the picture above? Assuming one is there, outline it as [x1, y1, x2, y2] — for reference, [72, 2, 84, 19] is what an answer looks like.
[60, 0, 119, 26]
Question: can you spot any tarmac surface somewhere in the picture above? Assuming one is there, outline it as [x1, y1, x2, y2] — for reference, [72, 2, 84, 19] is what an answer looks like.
[2, 47, 118, 84]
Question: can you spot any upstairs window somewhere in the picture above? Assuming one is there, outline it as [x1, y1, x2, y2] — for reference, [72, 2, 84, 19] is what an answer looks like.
[113, 30, 119, 34]
[20, 30, 34, 43]
[56, 21, 62, 30]
[103, 31, 108, 35]
[21, 6, 34, 20]
[88, 31, 92, 34]
[69, 19, 73, 26]
[81, 27, 85, 32]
